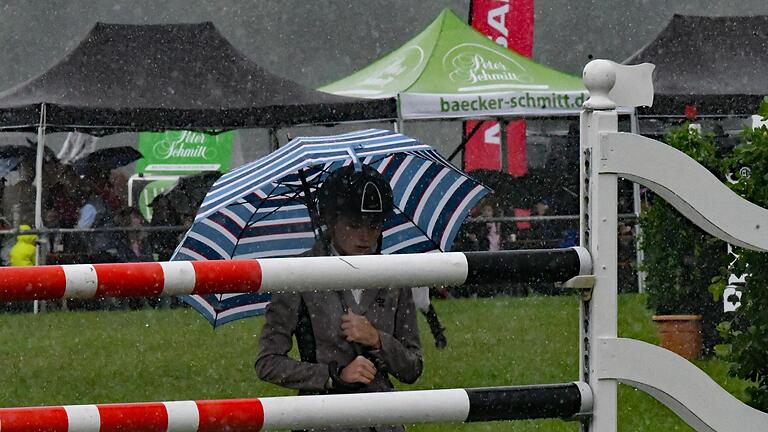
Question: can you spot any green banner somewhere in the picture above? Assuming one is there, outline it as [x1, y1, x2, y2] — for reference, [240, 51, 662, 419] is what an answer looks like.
[136, 130, 233, 173]
[138, 179, 178, 221]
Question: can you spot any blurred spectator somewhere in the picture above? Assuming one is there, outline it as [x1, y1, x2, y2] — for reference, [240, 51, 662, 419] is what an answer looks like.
[519, 197, 562, 295]
[480, 204, 502, 251]
[148, 194, 186, 261]
[0, 161, 35, 265]
[113, 207, 159, 309]
[113, 207, 153, 263]
[2, 160, 35, 227]
[520, 197, 557, 249]
[1, 224, 35, 313]
[9, 224, 36, 266]
[44, 164, 84, 229]
[472, 201, 517, 252]
[109, 171, 130, 208]
[76, 177, 117, 262]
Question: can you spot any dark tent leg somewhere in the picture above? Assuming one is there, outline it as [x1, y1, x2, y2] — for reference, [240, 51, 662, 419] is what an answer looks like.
[448, 121, 484, 163]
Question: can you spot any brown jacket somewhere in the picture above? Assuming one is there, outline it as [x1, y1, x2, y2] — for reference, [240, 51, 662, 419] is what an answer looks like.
[255, 241, 423, 431]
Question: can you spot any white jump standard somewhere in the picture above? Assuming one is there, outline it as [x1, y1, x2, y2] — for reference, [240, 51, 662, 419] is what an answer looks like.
[579, 59, 768, 432]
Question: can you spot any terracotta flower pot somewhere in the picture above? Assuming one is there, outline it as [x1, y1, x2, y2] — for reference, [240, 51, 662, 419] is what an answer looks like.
[652, 314, 703, 360]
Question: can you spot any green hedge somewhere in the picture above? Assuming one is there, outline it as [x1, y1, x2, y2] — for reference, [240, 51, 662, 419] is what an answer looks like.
[638, 125, 727, 355]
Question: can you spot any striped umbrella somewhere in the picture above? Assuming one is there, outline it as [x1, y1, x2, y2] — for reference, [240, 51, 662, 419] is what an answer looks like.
[173, 129, 490, 327]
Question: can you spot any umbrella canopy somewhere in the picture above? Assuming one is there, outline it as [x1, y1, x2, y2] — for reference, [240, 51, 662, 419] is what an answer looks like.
[151, 171, 223, 218]
[0, 142, 58, 165]
[70, 146, 143, 175]
[173, 129, 491, 327]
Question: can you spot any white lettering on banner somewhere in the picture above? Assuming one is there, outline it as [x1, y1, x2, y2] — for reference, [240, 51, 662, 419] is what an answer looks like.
[401, 91, 587, 119]
[180, 130, 205, 144]
[360, 46, 425, 90]
[493, 35, 508, 48]
[451, 53, 530, 85]
[362, 59, 407, 87]
[152, 131, 219, 161]
[163, 142, 207, 158]
[144, 163, 221, 172]
[487, 2, 510, 47]
[487, 4, 509, 37]
[484, 123, 501, 145]
[444, 44, 533, 91]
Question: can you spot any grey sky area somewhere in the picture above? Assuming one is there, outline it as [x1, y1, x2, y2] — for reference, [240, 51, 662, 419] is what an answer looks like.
[1, 0, 767, 161]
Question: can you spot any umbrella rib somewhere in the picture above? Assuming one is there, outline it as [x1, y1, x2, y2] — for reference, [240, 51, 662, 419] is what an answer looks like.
[242, 189, 305, 229]
[391, 204, 443, 252]
[227, 185, 281, 258]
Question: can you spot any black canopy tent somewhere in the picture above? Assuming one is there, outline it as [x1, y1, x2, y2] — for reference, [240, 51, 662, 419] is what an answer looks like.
[0, 21, 395, 134]
[0, 21, 396, 228]
[625, 14, 768, 116]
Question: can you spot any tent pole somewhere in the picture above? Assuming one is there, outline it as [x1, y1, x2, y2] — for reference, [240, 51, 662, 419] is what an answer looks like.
[34, 103, 47, 315]
[268, 128, 280, 152]
[448, 120, 484, 162]
[629, 111, 645, 293]
[395, 118, 404, 134]
[34, 104, 46, 230]
[499, 118, 508, 173]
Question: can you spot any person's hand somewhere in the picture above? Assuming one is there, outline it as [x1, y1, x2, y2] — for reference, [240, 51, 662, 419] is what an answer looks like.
[341, 312, 381, 348]
[340, 356, 377, 384]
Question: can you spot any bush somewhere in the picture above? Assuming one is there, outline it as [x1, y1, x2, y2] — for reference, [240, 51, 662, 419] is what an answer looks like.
[719, 98, 768, 410]
[638, 124, 728, 354]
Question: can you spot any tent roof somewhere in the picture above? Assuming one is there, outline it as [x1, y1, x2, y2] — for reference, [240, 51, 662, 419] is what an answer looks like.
[625, 14, 768, 116]
[319, 9, 587, 119]
[0, 22, 395, 135]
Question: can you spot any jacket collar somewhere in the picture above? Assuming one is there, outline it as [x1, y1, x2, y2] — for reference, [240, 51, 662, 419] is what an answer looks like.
[313, 240, 381, 314]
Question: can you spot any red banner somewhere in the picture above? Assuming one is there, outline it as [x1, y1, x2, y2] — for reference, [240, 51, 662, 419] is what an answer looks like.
[464, 0, 534, 176]
[463, 121, 527, 177]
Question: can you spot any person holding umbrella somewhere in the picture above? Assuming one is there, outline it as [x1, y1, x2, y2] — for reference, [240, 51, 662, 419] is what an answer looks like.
[175, 129, 489, 328]
[255, 164, 423, 431]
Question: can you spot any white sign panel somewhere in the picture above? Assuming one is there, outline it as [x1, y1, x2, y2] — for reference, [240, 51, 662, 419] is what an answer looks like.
[399, 91, 588, 120]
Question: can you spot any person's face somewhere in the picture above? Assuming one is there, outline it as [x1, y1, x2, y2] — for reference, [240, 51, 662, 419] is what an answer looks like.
[130, 214, 143, 227]
[534, 202, 549, 215]
[481, 205, 494, 218]
[330, 214, 383, 255]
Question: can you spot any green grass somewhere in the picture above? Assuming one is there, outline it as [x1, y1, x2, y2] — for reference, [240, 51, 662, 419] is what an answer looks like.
[0, 294, 751, 431]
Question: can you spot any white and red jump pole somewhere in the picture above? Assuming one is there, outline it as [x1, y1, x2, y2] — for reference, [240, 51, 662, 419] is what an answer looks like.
[0, 248, 590, 302]
[0, 384, 592, 432]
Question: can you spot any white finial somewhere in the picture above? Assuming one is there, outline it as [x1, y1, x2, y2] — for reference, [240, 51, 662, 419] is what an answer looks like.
[583, 59, 617, 110]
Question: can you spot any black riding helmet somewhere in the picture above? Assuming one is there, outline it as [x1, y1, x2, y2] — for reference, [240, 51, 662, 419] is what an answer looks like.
[316, 164, 394, 226]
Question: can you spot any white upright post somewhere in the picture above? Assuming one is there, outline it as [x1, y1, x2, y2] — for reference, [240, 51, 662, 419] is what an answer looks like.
[580, 61, 619, 432]
[33, 103, 47, 315]
[629, 113, 646, 293]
